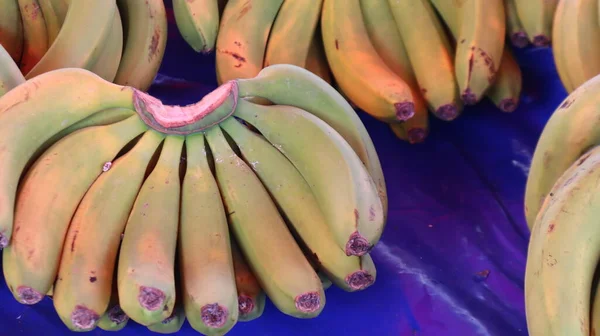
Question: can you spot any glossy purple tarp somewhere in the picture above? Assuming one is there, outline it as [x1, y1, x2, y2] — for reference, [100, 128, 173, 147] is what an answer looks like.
[0, 4, 566, 335]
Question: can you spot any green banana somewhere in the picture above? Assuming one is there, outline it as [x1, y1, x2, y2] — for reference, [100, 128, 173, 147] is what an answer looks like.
[264, 0, 323, 68]
[0, 44, 25, 97]
[52, 130, 164, 331]
[230, 237, 265, 322]
[486, 47, 522, 112]
[87, 9, 123, 82]
[215, 0, 284, 84]
[505, 0, 529, 48]
[2, 115, 147, 305]
[321, 0, 415, 123]
[233, 99, 384, 256]
[172, 0, 220, 53]
[205, 125, 325, 318]
[513, 0, 558, 47]
[18, 0, 48, 75]
[147, 303, 186, 334]
[180, 132, 238, 335]
[221, 117, 377, 291]
[114, 0, 167, 91]
[388, 0, 462, 120]
[234, 64, 388, 219]
[117, 135, 183, 326]
[0, 0, 24, 63]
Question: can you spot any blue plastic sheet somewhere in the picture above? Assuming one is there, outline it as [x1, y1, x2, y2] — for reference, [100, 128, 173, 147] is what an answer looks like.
[0, 4, 567, 335]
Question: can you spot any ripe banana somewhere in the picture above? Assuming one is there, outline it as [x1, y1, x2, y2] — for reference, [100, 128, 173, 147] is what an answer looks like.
[233, 98, 384, 256]
[486, 47, 522, 112]
[388, 0, 462, 121]
[264, 0, 323, 68]
[0, 0, 24, 63]
[18, 0, 48, 75]
[172, 0, 220, 53]
[87, 9, 123, 82]
[304, 32, 332, 84]
[524, 62, 600, 229]
[179, 132, 239, 335]
[37, 0, 61, 45]
[114, 0, 167, 91]
[205, 125, 325, 318]
[147, 303, 186, 334]
[454, 0, 506, 105]
[2, 115, 147, 306]
[97, 272, 130, 331]
[513, 0, 558, 47]
[221, 116, 377, 291]
[0, 44, 25, 97]
[117, 135, 184, 326]
[230, 238, 265, 322]
[52, 130, 164, 331]
[505, 0, 529, 48]
[234, 64, 388, 218]
[321, 0, 415, 123]
[215, 0, 284, 84]
[551, 0, 575, 93]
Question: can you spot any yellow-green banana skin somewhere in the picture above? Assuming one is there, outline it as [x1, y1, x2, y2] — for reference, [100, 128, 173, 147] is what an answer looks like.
[514, 0, 558, 47]
[18, 0, 48, 75]
[0, 0, 24, 63]
[172, 0, 219, 53]
[0, 44, 25, 97]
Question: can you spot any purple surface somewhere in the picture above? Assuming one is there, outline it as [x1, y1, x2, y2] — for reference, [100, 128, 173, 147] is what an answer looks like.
[0, 4, 565, 335]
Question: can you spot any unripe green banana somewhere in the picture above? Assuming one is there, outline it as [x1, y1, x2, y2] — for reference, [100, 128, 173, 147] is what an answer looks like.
[205, 125, 325, 318]
[147, 303, 186, 334]
[179, 132, 238, 335]
[505, 0, 529, 48]
[117, 135, 184, 326]
[485, 47, 522, 113]
[230, 237, 265, 322]
[0, 44, 25, 97]
[172, 0, 220, 53]
[513, 0, 558, 47]
[215, 0, 284, 84]
[0, 0, 24, 63]
[321, 0, 415, 123]
[233, 99, 384, 256]
[2, 115, 147, 306]
[87, 9, 123, 82]
[18, 0, 48, 75]
[52, 130, 164, 331]
[221, 116, 377, 291]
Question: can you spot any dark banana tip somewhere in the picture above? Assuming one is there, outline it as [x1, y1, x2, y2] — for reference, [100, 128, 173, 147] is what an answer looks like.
[17, 286, 43, 304]
[108, 305, 129, 325]
[394, 102, 415, 121]
[138, 286, 166, 311]
[295, 292, 321, 313]
[346, 271, 375, 291]
[461, 90, 478, 106]
[435, 104, 459, 121]
[532, 35, 550, 47]
[407, 128, 427, 144]
[499, 98, 518, 113]
[510, 32, 529, 48]
[201, 303, 228, 328]
[345, 231, 371, 256]
[71, 305, 100, 330]
[0, 232, 8, 248]
[238, 295, 255, 316]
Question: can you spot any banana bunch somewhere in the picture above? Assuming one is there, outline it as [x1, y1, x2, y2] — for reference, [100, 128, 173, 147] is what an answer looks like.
[0, 63, 385, 334]
[0, 0, 167, 91]
[523, 74, 600, 335]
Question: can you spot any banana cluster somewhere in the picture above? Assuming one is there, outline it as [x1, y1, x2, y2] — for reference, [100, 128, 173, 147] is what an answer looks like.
[0, 0, 168, 93]
[0, 63, 387, 334]
[524, 74, 600, 335]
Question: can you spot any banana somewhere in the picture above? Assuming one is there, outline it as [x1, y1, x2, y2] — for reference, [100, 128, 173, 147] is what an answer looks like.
[524, 38, 600, 229]
[230, 238, 265, 322]
[215, 0, 284, 84]
[37, 0, 61, 45]
[304, 31, 332, 84]
[234, 64, 388, 218]
[592, 275, 600, 336]
[24, 0, 116, 79]
[179, 132, 238, 335]
[87, 9, 123, 82]
[264, 0, 323, 68]
[552, 0, 575, 93]
[486, 47, 522, 112]
[388, 0, 462, 121]
[18, 0, 48, 75]
[114, 0, 168, 91]
[52, 130, 164, 331]
[505, 0, 529, 48]
[525, 145, 600, 335]
[513, 0, 558, 47]
[117, 135, 184, 326]
[48, 0, 67, 23]
[205, 125, 325, 318]
[454, 0, 506, 105]
[321, 0, 415, 123]
[0, 44, 25, 97]
[0, 0, 24, 63]
[147, 303, 186, 334]
[233, 98, 384, 256]
[221, 117, 377, 291]
[172, 0, 220, 53]
[2, 115, 147, 305]
[97, 278, 130, 332]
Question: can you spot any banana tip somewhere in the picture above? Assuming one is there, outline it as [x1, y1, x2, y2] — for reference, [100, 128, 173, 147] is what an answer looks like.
[461, 90, 478, 106]
[71, 305, 100, 330]
[108, 305, 129, 325]
[499, 98, 518, 113]
[345, 231, 371, 256]
[532, 35, 550, 48]
[294, 292, 321, 313]
[238, 295, 255, 316]
[16, 286, 43, 304]
[0, 232, 7, 248]
[138, 286, 166, 311]
[394, 102, 415, 121]
[510, 32, 529, 48]
[435, 104, 459, 121]
[346, 271, 375, 291]
[407, 128, 427, 144]
[201, 303, 228, 328]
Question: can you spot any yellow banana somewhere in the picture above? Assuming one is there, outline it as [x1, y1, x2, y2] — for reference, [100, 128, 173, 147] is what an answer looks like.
[0, 0, 24, 63]
[230, 238, 265, 322]
[304, 31, 332, 84]
[205, 125, 325, 318]
[37, 0, 61, 45]
[18, 0, 48, 75]
[172, 0, 220, 53]
[147, 303, 186, 334]
[513, 0, 558, 47]
[0, 44, 25, 97]
[486, 47, 522, 112]
[97, 279, 130, 332]
[87, 9, 123, 82]
[321, 0, 415, 122]
[551, 0, 575, 93]
[505, 0, 529, 48]
[180, 132, 238, 335]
